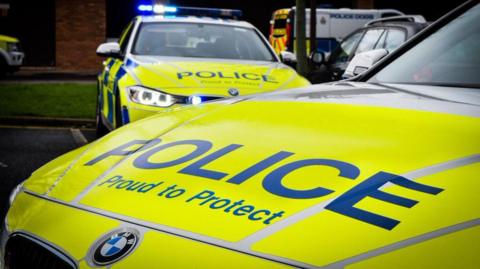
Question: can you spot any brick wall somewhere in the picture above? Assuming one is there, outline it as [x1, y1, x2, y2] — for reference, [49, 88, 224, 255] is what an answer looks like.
[354, 0, 374, 9]
[55, 0, 105, 72]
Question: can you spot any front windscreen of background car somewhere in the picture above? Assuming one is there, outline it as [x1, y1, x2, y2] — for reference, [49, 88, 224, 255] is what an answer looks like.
[369, 4, 480, 88]
[132, 22, 276, 62]
[330, 31, 363, 65]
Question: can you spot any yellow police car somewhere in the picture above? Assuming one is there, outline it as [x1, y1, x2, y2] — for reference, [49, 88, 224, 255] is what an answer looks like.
[2, 1, 479, 268]
[95, 6, 310, 136]
[0, 34, 24, 76]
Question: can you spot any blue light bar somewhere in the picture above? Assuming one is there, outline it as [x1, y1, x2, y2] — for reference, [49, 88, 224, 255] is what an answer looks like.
[176, 7, 243, 19]
[137, 4, 242, 19]
[138, 4, 177, 13]
[138, 4, 153, 12]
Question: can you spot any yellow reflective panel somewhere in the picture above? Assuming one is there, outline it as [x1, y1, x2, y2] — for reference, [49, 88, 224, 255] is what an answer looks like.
[79, 260, 99, 269]
[23, 145, 88, 194]
[112, 230, 292, 269]
[77, 102, 478, 243]
[347, 225, 480, 269]
[252, 162, 480, 266]
[131, 61, 309, 93]
[46, 105, 217, 201]
[6, 192, 119, 260]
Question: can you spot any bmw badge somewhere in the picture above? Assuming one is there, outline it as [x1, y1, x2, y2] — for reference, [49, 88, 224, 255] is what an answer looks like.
[228, 88, 239, 96]
[89, 228, 139, 266]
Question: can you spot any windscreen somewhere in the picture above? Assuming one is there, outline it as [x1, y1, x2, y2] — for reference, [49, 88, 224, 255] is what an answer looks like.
[133, 22, 276, 62]
[369, 5, 480, 88]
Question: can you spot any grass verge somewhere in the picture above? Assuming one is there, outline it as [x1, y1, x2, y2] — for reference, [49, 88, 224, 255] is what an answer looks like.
[0, 83, 96, 119]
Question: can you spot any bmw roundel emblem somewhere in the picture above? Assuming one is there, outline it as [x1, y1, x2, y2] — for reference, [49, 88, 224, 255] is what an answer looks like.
[89, 228, 139, 266]
[228, 88, 239, 96]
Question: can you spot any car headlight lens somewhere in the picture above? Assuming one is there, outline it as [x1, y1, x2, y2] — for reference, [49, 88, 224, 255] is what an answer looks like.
[127, 86, 176, 107]
[7, 42, 19, 52]
[9, 182, 24, 206]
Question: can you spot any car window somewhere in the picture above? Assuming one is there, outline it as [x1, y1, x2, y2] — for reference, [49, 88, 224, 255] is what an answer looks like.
[355, 28, 385, 54]
[374, 30, 387, 49]
[330, 31, 363, 64]
[132, 22, 276, 62]
[119, 21, 134, 55]
[370, 4, 480, 88]
[384, 29, 406, 51]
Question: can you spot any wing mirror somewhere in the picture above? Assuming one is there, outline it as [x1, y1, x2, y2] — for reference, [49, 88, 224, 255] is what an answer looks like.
[343, 49, 388, 78]
[309, 51, 326, 66]
[279, 51, 297, 67]
[96, 42, 122, 59]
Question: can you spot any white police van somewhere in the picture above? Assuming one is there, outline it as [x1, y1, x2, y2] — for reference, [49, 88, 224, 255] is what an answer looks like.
[270, 7, 404, 54]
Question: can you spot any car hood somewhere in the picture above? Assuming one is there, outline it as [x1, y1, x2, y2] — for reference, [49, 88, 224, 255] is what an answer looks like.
[0, 34, 19, 43]
[20, 82, 480, 267]
[124, 55, 308, 96]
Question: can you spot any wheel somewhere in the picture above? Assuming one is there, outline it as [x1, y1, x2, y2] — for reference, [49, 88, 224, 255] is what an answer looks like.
[95, 83, 110, 138]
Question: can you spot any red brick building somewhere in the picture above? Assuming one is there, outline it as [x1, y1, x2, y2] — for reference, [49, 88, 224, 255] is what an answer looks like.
[55, 0, 106, 72]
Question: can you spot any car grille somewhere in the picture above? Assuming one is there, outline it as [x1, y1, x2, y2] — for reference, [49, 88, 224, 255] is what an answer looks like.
[4, 233, 77, 269]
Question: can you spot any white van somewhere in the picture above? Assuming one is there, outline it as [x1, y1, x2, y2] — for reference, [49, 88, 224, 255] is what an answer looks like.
[269, 8, 404, 54]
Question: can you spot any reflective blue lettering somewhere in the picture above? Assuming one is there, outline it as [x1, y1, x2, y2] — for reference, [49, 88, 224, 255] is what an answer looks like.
[196, 71, 216, 78]
[241, 73, 260, 80]
[263, 159, 360, 199]
[218, 72, 234, 79]
[179, 144, 243, 180]
[261, 75, 278, 83]
[227, 151, 294, 184]
[133, 140, 212, 169]
[177, 72, 193, 79]
[325, 171, 444, 230]
[85, 139, 161, 166]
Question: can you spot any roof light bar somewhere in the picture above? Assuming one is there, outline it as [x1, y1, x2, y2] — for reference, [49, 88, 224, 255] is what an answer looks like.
[137, 4, 242, 19]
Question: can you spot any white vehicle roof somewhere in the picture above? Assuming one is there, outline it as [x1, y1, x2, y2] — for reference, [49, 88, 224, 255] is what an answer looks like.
[138, 16, 255, 29]
[291, 7, 403, 15]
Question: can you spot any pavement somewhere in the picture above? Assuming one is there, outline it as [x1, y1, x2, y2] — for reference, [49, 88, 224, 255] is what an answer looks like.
[0, 125, 96, 221]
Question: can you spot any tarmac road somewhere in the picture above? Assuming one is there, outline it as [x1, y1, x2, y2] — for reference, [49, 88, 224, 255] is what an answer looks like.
[0, 126, 96, 221]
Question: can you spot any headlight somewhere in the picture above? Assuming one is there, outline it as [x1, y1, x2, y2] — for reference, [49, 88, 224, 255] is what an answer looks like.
[9, 182, 24, 206]
[127, 86, 176, 107]
[7, 42, 19, 52]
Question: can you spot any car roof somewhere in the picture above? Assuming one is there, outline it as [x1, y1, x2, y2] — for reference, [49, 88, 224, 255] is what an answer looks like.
[361, 21, 429, 37]
[137, 15, 255, 29]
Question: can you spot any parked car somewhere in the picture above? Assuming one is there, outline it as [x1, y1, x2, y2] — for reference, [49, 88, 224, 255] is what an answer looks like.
[0, 34, 24, 76]
[95, 6, 309, 137]
[309, 15, 428, 83]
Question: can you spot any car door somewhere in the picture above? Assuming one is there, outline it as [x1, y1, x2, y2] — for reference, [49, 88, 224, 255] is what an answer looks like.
[328, 30, 365, 80]
[101, 21, 134, 128]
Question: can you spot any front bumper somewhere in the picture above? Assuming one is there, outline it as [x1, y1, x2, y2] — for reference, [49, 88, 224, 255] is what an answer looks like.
[3, 191, 292, 269]
[6, 51, 24, 67]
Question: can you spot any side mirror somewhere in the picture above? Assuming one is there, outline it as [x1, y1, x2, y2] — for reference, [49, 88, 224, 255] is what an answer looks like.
[343, 49, 388, 78]
[279, 51, 297, 67]
[96, 42, 122, 59]
[309, 51, 325, 66]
